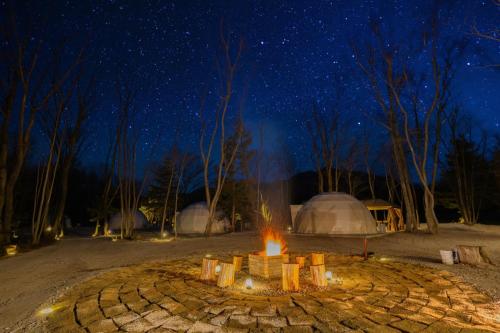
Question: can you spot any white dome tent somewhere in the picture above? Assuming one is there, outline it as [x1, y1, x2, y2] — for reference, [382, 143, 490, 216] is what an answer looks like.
[177, 202, 227, 235]
[289, 204, 303, 229]
[109, 211, 148, 232]
[294, 192, 378, 235]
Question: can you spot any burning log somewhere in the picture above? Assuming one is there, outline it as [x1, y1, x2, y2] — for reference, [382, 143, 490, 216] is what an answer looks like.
[233, 255, 243, 272]
[295, 256, 306, 268]
[249, 253, 289, 278]
[282, 263, 300, 291]
[249, 225, 289, 278]
[200, 258, 218, 281]
[310, 264, 327, 287]
[217, 263, 235, 287]
[311, 252, 324, 265]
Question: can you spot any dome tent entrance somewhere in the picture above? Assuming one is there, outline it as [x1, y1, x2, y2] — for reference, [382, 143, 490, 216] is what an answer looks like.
[176, 202, 228, 235]
[109, 211, 148, 231]
[295, 192, 378, 235]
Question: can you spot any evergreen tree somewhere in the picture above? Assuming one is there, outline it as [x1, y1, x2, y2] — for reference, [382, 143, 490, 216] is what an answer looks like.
[146, 147, 202, 232]
[440, 135, 490, 224]
[219, 118, 255, 231]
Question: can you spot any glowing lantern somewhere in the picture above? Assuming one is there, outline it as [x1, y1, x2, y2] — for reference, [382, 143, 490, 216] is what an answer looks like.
[5, 245, 17, 256]
[215, 264, 221, 273]
[325, 271, 333, 281]
[38, 307, 54, 315]
[245, 278, 253, 289]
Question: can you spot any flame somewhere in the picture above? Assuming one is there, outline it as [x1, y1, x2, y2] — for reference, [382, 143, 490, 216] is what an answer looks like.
[260, 228, 287, 256]
[266, 239, 281, 256]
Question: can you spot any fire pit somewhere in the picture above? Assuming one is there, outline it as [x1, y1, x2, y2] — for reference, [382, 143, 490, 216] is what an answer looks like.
[248, 228, 289, 278]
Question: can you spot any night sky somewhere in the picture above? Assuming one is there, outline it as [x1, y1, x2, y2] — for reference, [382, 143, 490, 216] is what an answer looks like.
[11, 0, 500, 173]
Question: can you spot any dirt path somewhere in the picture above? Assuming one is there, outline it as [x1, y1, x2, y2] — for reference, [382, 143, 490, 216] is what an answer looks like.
[1, 223, 499, 332]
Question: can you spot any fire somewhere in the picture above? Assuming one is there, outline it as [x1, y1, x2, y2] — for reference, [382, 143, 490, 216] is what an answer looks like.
[260, 228, 287, 256]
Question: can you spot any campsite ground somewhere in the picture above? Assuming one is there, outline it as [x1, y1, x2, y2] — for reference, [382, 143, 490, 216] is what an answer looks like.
[1, 223, 499, 332]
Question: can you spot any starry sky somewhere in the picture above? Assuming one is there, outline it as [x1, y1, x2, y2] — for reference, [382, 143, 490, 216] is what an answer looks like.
[11, 0, 500, 173]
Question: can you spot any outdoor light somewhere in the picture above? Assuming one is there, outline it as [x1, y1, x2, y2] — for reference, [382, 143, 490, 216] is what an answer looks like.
[325, 271, 333, 281]
[5, 245, 17, 256]
[162, 232, 168, 238]
[45, 225, 52, 232]
[287, 226, 292, 232]
[38, 307, 54, 316]
[215, 264, 221, 273]
[245, 278, 253, 289]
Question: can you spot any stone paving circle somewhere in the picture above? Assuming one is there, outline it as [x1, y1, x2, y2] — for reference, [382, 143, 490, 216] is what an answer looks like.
[38, 252, 500, 332]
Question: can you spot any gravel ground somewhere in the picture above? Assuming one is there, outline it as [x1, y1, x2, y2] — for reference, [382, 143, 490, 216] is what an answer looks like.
[0, 223, 499, 332]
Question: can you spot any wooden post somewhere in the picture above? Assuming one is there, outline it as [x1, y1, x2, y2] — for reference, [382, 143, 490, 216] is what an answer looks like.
[217, 263, 235, 287]
[310, 264, 327, 287]
[233, 255, 243, 272]
[200, 258, 218, 281]
[295, 256, 305, 268]
[456, 245, 493, 265]
[363, 238, 368, 260]
[311, 252, 324, 265]
[282, 263, 300, 291]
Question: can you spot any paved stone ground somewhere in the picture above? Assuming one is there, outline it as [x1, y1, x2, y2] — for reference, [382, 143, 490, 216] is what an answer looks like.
[37, 253, 500, 332]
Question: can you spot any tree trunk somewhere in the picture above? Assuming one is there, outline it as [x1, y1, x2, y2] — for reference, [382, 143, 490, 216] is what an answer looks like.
[282, 263, 300, 291]
[53, 156, 72, 237]
[424, 188, 438, 234]
[456, 245, 493, 265]
[200, 258, 218, 281]
[217, 262, 235, 287]
[310, 264, 327, 287]
[295, 256, 305, 268]
[233, 255, 243, 272]
[311, 252, 325, 265]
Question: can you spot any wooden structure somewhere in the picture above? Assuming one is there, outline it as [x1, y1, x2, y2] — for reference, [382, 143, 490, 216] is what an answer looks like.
[282, 263, 300, 291]
[200, 258, 218, 281]
[217, 263, 235, 287]
[310, 264, 327, 287]
[248, 253, 289, 279]
[456, 245, 493, 265]
[233, 255, 243, 272]
[295, 256, 305, 268]
[363, 199, 404, 232]
[311, 252, 324, 265]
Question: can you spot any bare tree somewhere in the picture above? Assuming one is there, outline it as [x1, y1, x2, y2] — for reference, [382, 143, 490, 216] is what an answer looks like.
[306, 104, 342, 193]
[31, 93, 67, 244]
[343, 139, 363, 196]
[158, 147, 178, 237]
[114, 85, 148, 239]
[199, 23, 243, 236]
[0, 11, 83, 244]
[52, 75, 93, 238]
[172, 153, 188, 239]
[362, 133, 376, 200]
[90, 128, 119, 237]
[356, 16, 459, 233]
